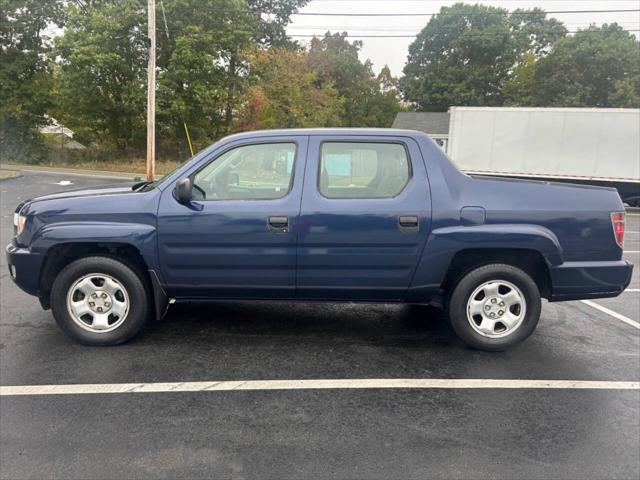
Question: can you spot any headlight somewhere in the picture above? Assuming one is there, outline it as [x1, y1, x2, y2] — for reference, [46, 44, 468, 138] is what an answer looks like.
[13, 213, 26, 235]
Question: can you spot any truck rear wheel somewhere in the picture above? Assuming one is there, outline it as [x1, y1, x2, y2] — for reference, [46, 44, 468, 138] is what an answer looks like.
[50, 256, 150, 345]
[447, 263, 541, 351]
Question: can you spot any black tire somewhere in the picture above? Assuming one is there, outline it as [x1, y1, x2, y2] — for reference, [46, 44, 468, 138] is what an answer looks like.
[50, 256, 150, 345]
[447, 263, 541, 351]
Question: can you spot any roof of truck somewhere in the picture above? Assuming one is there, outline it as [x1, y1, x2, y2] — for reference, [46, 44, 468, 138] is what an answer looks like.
[220, 128, 430, 141]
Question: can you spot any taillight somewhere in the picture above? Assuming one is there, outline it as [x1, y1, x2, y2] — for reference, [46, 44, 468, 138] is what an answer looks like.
[611, 212, 625, 248]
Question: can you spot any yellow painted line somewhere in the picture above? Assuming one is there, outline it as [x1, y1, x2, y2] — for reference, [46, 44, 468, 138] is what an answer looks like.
[0, 379, 638, 396]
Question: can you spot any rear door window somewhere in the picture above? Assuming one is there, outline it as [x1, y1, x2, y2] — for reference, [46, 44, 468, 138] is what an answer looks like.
[319, 142, 410, 198]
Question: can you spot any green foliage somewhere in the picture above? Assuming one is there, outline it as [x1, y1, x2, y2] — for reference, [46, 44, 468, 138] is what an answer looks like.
[53, 0, 308, 159]
[156, 0, 308, 157]
[528, 24, 640, 107]
[235, 34, 403, 131]
[236, 48, 343, 130]
[309, 33, 403, 127]
[400, 3, 567, 111]
[503, 52, 537, 106]
[0, 0, 64, 162]
[610, 77, 640, 108]
[54, 1, 148, 154]
[5, 0, 638, 167]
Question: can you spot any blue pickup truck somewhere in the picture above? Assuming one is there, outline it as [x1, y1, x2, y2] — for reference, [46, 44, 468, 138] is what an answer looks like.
[6, 129, 633, 350]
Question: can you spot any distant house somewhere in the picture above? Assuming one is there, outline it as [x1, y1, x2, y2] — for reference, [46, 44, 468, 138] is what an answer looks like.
[392, 112, 450, 150]
[39, 117, 87, 150]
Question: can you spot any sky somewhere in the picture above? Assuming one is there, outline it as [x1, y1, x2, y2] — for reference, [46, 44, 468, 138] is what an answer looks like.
[286, 0, 640, 76]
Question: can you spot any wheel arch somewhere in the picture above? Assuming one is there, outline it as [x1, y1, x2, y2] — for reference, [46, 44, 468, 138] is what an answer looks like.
[408, 224, 562, 304]
[38, 242, 167, 319]
[439, 248, 552, 300]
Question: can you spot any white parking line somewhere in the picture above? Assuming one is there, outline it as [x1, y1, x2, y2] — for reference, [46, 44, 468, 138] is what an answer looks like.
[580, 300, 640, 330]
[625, 289, 640, 292]
[624, 251, 640, 253]
[0, 379, 638, 396]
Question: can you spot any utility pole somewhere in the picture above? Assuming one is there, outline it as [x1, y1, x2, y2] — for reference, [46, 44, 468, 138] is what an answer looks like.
[146, 0, 156, 181]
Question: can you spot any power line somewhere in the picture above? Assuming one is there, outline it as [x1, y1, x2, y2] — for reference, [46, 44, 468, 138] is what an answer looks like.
[289, 29, 640, 38]
[293, 8, 640, 17]
[287, 23, 640, 31]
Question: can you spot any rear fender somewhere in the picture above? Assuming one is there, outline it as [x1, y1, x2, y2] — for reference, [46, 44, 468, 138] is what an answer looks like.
[406, 224, 563, 302]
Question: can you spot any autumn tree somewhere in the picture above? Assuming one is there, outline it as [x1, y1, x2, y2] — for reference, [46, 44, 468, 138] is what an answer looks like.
[156, 0, 307, 156]
[235, 48, 343, 130]
[309, 32, 402, 127]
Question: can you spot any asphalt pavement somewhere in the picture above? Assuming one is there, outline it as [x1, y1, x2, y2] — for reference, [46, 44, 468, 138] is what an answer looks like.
[0, 170, 638, 479]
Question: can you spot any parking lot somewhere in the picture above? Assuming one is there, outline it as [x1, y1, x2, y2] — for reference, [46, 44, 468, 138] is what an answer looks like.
[0, 169, 638, 479]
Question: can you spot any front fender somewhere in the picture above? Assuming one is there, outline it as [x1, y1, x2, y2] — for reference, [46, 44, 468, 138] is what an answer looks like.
[407, 223, 563, 302]
[31, 222, 159, 272]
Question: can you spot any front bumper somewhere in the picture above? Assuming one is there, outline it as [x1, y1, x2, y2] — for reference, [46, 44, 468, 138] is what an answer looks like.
[5, 242, 43, 296]
[549, 260, 633, 301]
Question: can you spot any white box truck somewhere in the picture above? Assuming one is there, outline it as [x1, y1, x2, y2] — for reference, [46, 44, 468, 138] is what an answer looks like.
[446, 107, 640, 205]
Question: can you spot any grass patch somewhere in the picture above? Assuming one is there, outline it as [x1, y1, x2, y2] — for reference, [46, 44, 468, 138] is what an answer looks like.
[0, 170, 20, 180]
[3, 158, 184, 176]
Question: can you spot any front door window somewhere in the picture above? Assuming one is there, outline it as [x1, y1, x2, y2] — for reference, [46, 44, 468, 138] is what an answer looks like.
[193, 143, 297, 201]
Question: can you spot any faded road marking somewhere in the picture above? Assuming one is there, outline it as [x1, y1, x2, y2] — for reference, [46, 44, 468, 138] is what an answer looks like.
[1, 379, 638, 396]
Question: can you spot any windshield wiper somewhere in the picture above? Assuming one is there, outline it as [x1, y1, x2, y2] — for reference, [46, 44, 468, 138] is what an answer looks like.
[132, 180, 155, 192]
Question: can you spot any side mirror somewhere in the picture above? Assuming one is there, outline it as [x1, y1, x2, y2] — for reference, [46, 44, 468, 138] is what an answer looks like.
[174, 178, 193, 204]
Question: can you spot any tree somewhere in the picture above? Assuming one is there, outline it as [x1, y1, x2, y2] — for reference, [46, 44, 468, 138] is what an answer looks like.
[373, 65, 408, 125]
[236, 34, 402, 131]
[0, 0, 64, 162]
[503, 52, 537, 106]
[530, 24, 640, 107]
[235, 48, 343, 130]
[53, 0, 308, 158]
[157, 0, 308, 155]
[54, 0, 148, 154]
[610, 77, 640, 108]
[400, 3, 566, 111]
[309, 32, 402, 127]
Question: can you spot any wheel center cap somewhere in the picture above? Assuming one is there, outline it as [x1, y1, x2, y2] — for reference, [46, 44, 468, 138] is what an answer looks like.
[88, 291, 112, 313]
[483, 296, 505, 318]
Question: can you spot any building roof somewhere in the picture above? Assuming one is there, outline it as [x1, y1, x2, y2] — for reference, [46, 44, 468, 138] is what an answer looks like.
[63, 139, 87, 150]
[392, 112, 450, 136]
[39, 116, 75, 139]
[39, 124, 75, 138]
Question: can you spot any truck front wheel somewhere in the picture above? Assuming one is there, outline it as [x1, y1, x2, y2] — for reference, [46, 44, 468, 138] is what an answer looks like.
[50, 256, 150, 345]
[447, 263, 541, 351]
